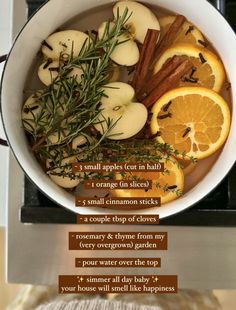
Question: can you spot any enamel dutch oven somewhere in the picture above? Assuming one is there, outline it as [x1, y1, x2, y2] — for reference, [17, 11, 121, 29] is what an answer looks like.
[1, 0, 236, 218]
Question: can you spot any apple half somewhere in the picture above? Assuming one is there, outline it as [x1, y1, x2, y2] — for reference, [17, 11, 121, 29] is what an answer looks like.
[38, 60, 84, 86]
[47, 156, 81, 188]
[113, 1, 160, 44]
[41, 30, 89, 60]
[22, 92, 44, 132]
[98, 22, 140, 66]
[98, 1, 160, 66]
[94, 82, 148, 140]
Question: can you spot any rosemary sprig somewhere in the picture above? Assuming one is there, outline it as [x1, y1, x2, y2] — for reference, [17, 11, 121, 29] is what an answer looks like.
[23, 8, 131, 164]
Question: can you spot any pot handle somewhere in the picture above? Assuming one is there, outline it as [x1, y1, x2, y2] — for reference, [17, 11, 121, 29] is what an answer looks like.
[214, 0, 225, 15]
[0, 54, 7, 63]
[0, 54, 8, 147]
[0, 139, 8, 147]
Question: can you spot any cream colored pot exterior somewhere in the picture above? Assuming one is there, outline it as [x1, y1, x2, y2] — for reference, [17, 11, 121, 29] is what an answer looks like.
[1, 0, 236, 218]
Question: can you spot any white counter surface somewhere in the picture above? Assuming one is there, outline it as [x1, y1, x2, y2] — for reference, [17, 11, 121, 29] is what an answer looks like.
[0, 0, 11, 227]
[0, 0, 27, 227]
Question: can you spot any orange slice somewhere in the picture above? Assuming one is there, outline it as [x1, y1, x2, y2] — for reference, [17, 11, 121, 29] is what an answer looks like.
[113, 156, 184, 205]
[154, 43, 225, 92]
[159, 16, 206, 46]
[150, 87, 231, 160]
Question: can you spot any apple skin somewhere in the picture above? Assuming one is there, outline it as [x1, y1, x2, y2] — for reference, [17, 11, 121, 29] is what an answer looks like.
[94, 82, 148, 140]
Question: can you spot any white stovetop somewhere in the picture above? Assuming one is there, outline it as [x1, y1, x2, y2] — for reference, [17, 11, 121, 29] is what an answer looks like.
[0, 0, 11, 227]
[0, 0, 27, 227]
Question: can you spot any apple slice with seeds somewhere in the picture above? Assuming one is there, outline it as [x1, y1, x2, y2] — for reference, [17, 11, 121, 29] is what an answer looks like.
[113, 1, 160, 44]
[41, 30, 89, 60]
[98, 1, 160, 66]
[98, 22, 139, 66]
[94, 82, 148, 140]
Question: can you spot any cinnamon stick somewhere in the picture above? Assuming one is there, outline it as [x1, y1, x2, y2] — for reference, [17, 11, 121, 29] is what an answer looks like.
[137, 55, 184, 100]
[143, 59, 193, 108]
[132, 29, 160, 91]
[151, 15, 186, 67]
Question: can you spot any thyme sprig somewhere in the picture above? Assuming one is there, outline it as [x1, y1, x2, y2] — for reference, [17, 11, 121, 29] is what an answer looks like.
[46, 139, 197, 177]
[156, 182, 183, 197]
[76, 139, 198, 164]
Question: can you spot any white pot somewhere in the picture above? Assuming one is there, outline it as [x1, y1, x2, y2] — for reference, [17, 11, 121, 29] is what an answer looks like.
[1, 0, 235, 218]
